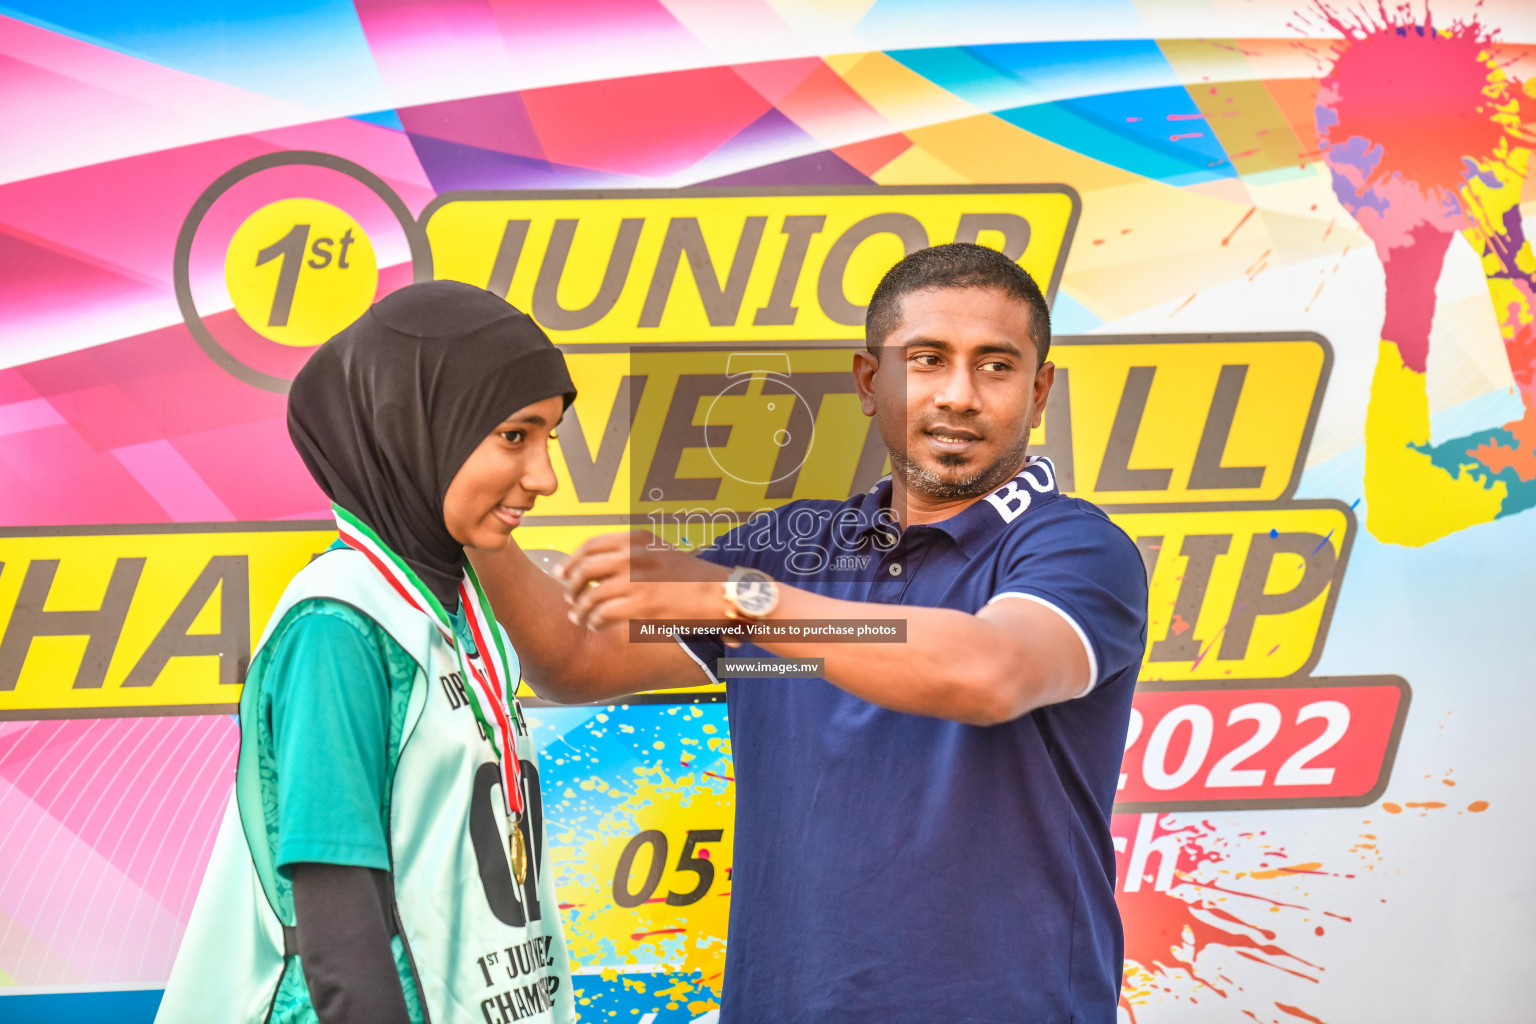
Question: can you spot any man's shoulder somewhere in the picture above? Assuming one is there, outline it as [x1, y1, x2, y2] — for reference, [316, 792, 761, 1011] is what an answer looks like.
[1036, 493, 1123, 531]
[995, 493, 1144, 570]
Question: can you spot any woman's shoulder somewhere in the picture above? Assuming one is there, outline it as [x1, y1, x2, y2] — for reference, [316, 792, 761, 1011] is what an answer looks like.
[281, 545, 383, 606]
[262, 597, 390, 669]
[260, 597, 422, 707]
[278, 595, 383, 642]
[273, 547, 435, 647]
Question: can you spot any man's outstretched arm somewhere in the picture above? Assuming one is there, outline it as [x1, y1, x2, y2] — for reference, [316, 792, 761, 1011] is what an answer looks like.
[558, 532, 1104, 726]
[467, 538, 711, 704]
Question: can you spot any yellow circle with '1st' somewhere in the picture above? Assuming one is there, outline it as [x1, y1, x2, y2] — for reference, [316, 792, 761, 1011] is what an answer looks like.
[225, 198, 378, 346]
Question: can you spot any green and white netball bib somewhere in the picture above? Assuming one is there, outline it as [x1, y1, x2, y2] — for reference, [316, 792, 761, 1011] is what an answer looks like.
[158, 511, 573, 1024]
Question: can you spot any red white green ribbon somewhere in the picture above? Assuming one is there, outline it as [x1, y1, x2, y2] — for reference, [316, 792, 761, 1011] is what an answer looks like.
[333, 504, 524, 817]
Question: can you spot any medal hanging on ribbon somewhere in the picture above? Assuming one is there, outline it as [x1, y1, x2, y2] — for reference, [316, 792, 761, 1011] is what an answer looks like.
[334, 505, 531, 886]
[458, 570, 530, 886]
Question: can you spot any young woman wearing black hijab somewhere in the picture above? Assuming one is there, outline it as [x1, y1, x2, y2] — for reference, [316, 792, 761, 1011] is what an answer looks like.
[157, 281, 577, 1024]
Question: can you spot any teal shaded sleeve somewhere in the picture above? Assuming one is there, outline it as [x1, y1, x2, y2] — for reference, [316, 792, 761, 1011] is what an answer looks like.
[266, 600, 394, 874]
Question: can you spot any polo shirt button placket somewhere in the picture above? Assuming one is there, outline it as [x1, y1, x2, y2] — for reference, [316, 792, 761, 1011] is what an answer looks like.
[878, 536, 924, 602]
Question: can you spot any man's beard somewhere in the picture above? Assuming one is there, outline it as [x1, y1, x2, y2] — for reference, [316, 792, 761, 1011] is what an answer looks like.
[887, 428, 1031, 501]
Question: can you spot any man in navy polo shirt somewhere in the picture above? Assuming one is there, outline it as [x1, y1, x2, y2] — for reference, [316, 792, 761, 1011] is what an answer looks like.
[474, 243, 1148, 1023]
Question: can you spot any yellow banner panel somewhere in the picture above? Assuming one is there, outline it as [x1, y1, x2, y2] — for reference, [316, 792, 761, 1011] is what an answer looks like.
[0, 524, 334, 718]
[1119, 501, 1353, 683]
[1, 499, 1346, 717]
[422, 187, 1078, 343]
[523, 334, 1327, 520]
[541, 346, 876, 519]
[1044, 335, 1327, 504]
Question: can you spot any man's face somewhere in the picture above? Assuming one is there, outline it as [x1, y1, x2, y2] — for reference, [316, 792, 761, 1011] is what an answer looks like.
[855, 286, 1053, 502]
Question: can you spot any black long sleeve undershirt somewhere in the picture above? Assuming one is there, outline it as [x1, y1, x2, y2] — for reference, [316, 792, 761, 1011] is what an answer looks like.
[290, 863, 412, 1024]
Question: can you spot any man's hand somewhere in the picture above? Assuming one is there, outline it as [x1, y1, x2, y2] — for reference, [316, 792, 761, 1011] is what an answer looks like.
[466, 537, 716, 702]
[557, 530, 731, 631]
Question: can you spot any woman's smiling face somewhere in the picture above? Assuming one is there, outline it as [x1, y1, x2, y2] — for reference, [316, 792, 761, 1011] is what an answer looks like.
[442, 395, 565, 551]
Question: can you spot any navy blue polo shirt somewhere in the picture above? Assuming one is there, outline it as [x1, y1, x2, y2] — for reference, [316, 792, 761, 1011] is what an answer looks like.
[680, 457, 1148, 1024]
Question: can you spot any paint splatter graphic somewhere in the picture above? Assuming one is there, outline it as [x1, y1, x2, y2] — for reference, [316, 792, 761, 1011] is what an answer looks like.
[1314, 2, 1536, 544]
[533, 703, 733, 1022]
[531, 694, 1480, 1023]
[1114, 814, 1353, 1023]
[533, 706, 1376, 1022]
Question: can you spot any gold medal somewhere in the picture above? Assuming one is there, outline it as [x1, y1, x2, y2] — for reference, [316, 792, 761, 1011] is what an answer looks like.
[509, 817, 529, 886]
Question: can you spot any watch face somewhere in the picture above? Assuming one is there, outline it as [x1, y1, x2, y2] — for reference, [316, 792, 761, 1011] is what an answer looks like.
[734, 579, 777, 616]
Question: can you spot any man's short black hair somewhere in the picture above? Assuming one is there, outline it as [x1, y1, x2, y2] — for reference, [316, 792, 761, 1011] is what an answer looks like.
[865, 242, 1051, 365]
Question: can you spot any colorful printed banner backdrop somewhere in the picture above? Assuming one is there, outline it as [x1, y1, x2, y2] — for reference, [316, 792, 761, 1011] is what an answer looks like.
[3, 2, 1535, 1022]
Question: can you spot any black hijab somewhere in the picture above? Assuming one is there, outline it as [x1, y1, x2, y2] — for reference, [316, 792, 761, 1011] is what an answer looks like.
[288, 281, 576, 611]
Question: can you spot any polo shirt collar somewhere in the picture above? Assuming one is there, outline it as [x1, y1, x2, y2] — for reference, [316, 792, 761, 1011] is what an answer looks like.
[855, 456, 1062, 559]
[851, 475, 900, 549]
